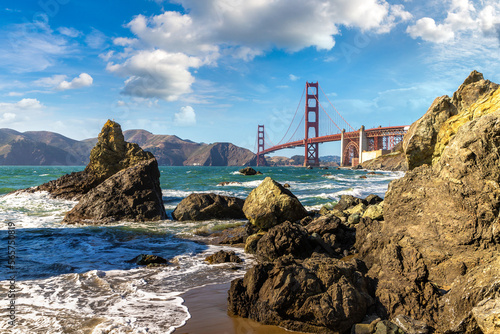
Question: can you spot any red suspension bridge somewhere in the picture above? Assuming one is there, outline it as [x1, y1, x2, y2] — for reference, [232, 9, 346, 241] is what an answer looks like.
[256, 82, 409, 167]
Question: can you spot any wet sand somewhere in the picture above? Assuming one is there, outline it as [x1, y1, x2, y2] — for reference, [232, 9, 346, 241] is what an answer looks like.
[176, 282, 308, 334]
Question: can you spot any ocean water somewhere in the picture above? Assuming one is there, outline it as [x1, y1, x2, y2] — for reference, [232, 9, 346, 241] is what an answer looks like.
[0, 166, 403, 334]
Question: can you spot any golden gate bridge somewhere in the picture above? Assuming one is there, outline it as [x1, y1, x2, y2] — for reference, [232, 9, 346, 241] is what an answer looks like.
[256, 82, 409, 167]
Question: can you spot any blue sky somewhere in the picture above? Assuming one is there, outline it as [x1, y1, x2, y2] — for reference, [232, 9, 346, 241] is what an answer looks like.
[0, 0, 499, 157]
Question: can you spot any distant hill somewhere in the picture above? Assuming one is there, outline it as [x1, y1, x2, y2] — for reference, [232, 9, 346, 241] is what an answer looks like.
[0, 128, 256, 166]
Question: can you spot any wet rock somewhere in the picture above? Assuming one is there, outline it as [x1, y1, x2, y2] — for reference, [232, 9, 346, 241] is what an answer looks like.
[239, 167, 258, 175]
[205, 250, 242, 264]
[255, 221, 314, 262]
[345, 203, 367, 216]
[172, 193, 245, 221]
[228, 255, 374, 334]
[243, 177, 308, 230]
[63, 159, 167, 223]
[128, 254, 168, 266]
[347, 213, 361, 226]
[375, 320, 405, 334]
[283, 183, 291, 188]
[217, 181, 242, 186]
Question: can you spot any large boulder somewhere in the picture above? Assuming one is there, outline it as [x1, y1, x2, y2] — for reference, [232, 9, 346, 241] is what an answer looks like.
[355, 83, 500, 330]
[31, 120, 155, 200]
[63, 159, 167, 223]
[255, 221, 314, 262]
[172, 193, 245, 221]
[243, 177, 308, 230]
[228, 255, 374, 334]
[403, 70, 498, 170]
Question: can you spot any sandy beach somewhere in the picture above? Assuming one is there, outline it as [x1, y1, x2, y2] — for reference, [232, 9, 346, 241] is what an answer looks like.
[176, 282, 308, 334]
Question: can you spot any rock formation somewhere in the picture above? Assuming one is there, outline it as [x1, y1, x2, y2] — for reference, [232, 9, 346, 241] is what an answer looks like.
[28, 120, 167, 224]
[33, 120, 155, 200]
[172, 193, 245, 221]
[242, 177, 308, 230]
[354, 75, 500, 332]
[403, 70, 498, 170]
[63, 159, 167, 224]
[228, 255, 374, 333]
[239, 167, 258, 175]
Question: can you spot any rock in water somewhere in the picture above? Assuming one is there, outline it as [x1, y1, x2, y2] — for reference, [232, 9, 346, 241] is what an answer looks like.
[32, 120, 155, 200]
[228, 255, 374, 333]
[242, 177, 308, 230]
[63, 159, 167, 223]
[239, 167, 258, 175]
[205, 250, 242, 264]
[172, 193, 245, 221]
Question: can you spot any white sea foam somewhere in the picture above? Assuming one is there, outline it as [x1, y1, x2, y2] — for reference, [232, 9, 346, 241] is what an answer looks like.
[0, 191, 77, 229]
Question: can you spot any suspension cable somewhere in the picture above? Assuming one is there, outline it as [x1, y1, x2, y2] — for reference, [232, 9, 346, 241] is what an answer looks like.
[276, 86, 306, 145]
[264, 128, 276, 147]
[319, 83, 354, 131]
[314, 95, 342, 133]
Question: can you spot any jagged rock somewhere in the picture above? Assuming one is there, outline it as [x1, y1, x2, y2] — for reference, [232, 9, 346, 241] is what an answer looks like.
[172, 193, 245, 221]
[354, 79, 500, 330]
[205, 250, 242, 264]
[239, 167, 258, 175]
[85, 120, 154, 182]
[63, 159, 167, 223]
[403, 71, 499, 170]
[255, 221, 313, 262]
[375, 320, 405, 334]
[31, 120, 155, 200]
[433, 83, 500, 165]
[403, 95, 457, 170]
[362, 202, 384, 221]
[361, 150, 408, 171]
[347, 213, 361, 226]
[228, 255, 374, 334]
[243, 177, 308, 230]
[127, 254, 168, 266]
[283, 183, 291, 188]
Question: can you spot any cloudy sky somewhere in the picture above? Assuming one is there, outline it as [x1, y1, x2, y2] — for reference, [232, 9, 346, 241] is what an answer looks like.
[1, 0, 499, 156]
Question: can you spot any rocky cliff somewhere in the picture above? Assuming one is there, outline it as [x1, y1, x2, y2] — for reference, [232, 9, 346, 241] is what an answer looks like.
[183, 142, 256, 166]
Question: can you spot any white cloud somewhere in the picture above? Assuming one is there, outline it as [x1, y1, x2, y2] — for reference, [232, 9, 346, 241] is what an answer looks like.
[407, 17, 455, 43]
[107, 50, 201, 101]
[57, 73, 93, 91]
[289, 74, 300, 82]
[109, 0, 411, 100]
[33, 74, 68, 88]
[407, 0, 500, 43]
[85, 29, 107, 49]
[174, 106, 196, 126]
[0, 15, 74, 72]
[58, 27, 81, 38]
[0, 98, 44, 125]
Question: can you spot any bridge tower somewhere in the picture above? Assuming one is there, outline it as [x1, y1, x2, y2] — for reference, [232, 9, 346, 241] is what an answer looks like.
[256, 124, 265, 166]
[304, 82, 319, 167]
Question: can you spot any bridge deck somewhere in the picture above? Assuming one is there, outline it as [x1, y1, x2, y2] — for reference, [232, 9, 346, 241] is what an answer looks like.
[259, 125, 408, 155]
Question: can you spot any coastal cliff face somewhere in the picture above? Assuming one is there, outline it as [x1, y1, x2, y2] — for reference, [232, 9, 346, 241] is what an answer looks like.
[357, 74, 500, 332]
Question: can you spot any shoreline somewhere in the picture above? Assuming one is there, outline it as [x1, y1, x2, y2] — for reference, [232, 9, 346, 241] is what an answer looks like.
[175, 282, 308, 334]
